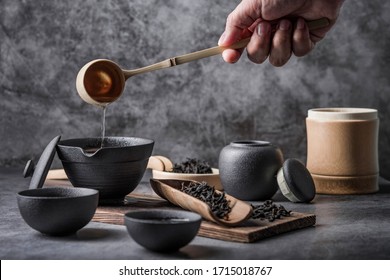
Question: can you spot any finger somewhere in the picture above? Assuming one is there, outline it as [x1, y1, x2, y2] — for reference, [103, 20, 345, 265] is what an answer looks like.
[218, 0, 262, 46]
[246, 21, 272, 64]
[269, 19, 292, 67]
[221, 48, 245, 64]
[292, 17, 314, 57]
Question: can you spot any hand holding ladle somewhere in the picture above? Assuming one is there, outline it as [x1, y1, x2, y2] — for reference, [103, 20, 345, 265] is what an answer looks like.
[76, 18, 330, 106]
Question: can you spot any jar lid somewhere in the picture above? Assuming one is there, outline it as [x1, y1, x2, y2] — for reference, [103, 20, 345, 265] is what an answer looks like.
[277, 158, 315, 203]
[23, 135, 61, 189]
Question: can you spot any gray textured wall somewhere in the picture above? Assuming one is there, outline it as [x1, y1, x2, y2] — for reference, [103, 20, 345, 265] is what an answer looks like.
[1, 0, 390, 178]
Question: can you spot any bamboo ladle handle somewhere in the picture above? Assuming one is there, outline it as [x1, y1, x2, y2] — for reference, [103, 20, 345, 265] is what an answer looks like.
[123, 38, 250, 78]
[123, 17, 330, 78]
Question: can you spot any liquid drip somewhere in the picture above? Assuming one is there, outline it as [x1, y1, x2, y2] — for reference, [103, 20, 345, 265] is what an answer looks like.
[101, 106, 107, 148]
[82, 106, 107, 154]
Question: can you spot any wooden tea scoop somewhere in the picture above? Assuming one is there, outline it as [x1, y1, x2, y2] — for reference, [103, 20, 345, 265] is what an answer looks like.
[77, 18, 330, 106]
[148, 156, 223, 190]
[150, 178, 252, 227]
[46, 168, 68, 180]
[146, 155, 174, 171]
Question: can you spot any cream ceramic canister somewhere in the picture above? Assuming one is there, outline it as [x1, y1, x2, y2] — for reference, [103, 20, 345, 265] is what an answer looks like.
[218, 141, 284, 201]
[306, 108, 379, 194]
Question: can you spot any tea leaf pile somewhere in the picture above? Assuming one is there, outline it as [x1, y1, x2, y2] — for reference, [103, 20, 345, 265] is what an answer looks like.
[181, 181, 231, 219]
[172, 158, 212, 174]
[180, 182, 292, 223]
[251, 200, 291, 221]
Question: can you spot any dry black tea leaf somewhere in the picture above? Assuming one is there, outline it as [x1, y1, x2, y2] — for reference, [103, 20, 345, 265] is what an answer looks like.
[181, 181, 231, 219]
[172, 158, 213, 174]
[251, 200, 291, 222]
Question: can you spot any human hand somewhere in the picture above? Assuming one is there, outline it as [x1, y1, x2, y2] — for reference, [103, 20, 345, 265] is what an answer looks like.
[218, 0, 345, 66]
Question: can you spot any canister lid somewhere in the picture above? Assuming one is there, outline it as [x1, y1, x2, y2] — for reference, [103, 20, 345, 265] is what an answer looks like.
[23, 135, 61, 189]
[307, 108, 377, 121]
[277, 158, 315, 203]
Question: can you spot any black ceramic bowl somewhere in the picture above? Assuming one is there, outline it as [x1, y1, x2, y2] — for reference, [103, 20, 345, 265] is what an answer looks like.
[56, 137, 154, 203]
[17, 187, 99, 236]
[124, 209, 202, 252]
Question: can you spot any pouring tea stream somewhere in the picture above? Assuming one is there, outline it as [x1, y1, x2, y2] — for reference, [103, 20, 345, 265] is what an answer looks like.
[76, 18, 329, 107]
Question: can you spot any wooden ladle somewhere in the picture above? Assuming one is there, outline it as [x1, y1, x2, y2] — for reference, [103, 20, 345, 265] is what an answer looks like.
[150, 178, 253, 227]
[76, 18, 330, 106]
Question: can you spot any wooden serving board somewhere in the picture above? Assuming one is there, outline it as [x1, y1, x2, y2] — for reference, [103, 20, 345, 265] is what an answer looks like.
[92, 194, 316, 243]
[45, 178, 316, 243]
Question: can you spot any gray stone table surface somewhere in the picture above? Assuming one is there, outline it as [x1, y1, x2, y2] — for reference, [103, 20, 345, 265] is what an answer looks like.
[1, 166, 389, 260]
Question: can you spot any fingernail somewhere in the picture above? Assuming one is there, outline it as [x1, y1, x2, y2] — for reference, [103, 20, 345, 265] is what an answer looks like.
[218, 32, 226, 45]
[257, 22, 270, 36]
[297, 18, 305, 30]
[279, 19, 291, 31]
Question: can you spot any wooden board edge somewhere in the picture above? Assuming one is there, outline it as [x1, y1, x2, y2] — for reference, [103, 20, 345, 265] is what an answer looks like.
[198, 214, 316, 243]
[92, 212, 124, 225]
[246, 214, 316, 243]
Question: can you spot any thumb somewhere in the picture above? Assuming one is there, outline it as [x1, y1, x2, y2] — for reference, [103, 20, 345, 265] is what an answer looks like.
[218, 0, 263, 46]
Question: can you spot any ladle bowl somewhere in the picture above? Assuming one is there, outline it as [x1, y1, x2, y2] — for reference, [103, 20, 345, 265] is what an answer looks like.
[56, 137, 154, 204]
[76, 59, 126, 106]
[17, 187, 99, 236]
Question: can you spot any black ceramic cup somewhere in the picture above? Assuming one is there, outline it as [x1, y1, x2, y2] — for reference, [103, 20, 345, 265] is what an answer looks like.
[219, 140, 284, 201]
[17, 187, 99, 236]
[56, 137, 154, 204]
[124, 209, 202, 252]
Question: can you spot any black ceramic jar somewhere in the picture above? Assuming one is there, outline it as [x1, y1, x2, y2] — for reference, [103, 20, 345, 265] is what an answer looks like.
[219, 141, 284, 201]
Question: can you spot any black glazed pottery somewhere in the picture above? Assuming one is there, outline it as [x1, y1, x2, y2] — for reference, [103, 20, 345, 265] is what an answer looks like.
[56, 137, 154, 204]
[19, 135, 99, 236]
[219, 140, 284, 201]
[277, 158, 316, 203]
[17, 187, 99, 236]
[124, 209, 202, 252]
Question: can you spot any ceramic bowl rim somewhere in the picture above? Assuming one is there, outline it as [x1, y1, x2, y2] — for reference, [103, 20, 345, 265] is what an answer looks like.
[17, 187, 99, 200]
[57, 136, 154, 149]
[124, 209, 202, 225]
